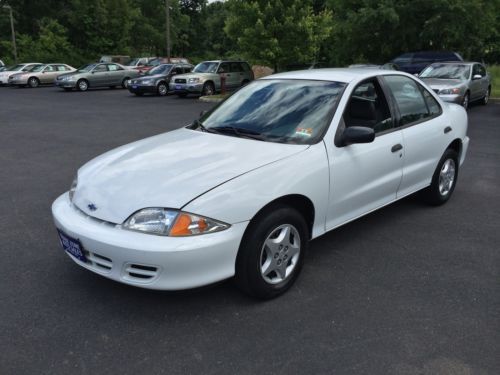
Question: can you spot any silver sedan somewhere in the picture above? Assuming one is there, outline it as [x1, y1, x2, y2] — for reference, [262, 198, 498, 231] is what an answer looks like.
[419, 62, 491, 109]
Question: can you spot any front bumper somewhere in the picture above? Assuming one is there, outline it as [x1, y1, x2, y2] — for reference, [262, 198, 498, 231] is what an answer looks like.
[8, 78, 27, 86]
[55, 80, 77, 88]
[52, 193, 248, 290]
[438, 93, 464, 105]
[169, 82, 204, 94]
[128, 84, 158, 94]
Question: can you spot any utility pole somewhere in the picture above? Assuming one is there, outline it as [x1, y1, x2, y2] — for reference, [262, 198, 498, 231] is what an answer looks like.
[165, 0, 171, 61]
[3, 5, 17, 63]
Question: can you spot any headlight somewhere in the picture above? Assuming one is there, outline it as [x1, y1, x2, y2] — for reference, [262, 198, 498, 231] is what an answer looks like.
[69, 177, 78, 202]
[439, 88, 461, 95]
[141, 79, 153, 85]
[188, 78, 200, 83]
[123, 208, 230, 236]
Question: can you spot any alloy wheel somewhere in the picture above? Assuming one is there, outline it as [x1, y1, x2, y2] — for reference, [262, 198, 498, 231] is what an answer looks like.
[438, 159, 456, 196]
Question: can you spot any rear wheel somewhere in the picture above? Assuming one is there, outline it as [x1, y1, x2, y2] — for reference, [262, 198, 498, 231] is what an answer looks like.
[28, 77, 40, 88]
[157, 82, 168, 96]
[201, 81, 215, 96]
[122, 77, 130, 89]
[76, 79, 88, 92]
[481, 87, 491, 105]
[421, 149, 459, 206]
[235, 205, 308, 299]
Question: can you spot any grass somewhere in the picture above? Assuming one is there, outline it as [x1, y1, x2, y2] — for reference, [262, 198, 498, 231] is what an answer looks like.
[489, 65, 500, 98]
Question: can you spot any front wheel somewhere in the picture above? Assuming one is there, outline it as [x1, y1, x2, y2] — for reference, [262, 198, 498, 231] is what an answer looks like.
[481, 87, 491, 105]
[235, 205, 308, 299]
[421, 149, 459, 206]
[77, 79, 89, 92]
[122, 78, 130, 89]
[157, 82, 168, 96]
[201, 82, 215, 96]
[28, 77, 40, 88]
[462, 92, 469, 110]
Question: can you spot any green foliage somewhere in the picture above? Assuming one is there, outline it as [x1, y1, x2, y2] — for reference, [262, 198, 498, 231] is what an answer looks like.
[489, 65, 500, 98]
[225, 0, 332, 70]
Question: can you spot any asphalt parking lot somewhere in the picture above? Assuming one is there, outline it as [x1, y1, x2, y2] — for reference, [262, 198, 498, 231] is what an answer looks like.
[0, 86, 499, 375]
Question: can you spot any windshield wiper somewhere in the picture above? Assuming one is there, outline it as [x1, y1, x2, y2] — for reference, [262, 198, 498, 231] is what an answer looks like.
[210, 126, 265, 141]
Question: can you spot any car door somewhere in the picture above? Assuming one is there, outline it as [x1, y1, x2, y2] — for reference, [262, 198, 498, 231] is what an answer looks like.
[381, 75, 451, 197]
[217, 62, 231, 90]
[40, 65, 56, 83]
[469, 64, 484, 100]
[106, 64, 123, 85]
[229, 62, 244, 88]
[325, 78, 404, 230]
[89, 64, 108, 86]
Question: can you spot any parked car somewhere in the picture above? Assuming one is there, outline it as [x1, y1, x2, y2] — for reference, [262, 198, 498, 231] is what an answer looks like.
[136, 57, 191, 74]
[390, 51, 463, 75]
[55, 63, 140, 91]
[0, 62, 42, 85]
[0, 66, 6, 72]
[99, 55, 131, 65]
[8, 63, 76, 87]
[0, 59, 4, 67]
[53, 68, 469, 298]
[170, 60, 254, 97]
[419, 62, 491, 109]
[284, 62, 327, 71]
[125, 57, 157, 69]
[127, 63, 194, 96]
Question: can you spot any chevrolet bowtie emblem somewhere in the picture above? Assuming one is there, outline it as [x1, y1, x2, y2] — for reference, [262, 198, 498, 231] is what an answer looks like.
[87, 203, 97, 211]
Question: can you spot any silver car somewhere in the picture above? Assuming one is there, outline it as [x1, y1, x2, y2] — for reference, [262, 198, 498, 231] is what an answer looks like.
[170, 60, 254, 97]
[55, 62, 140, 91]
[0, 62, 42, 85]
[8, 63, 75, 87]
[419, 62, 491, 109]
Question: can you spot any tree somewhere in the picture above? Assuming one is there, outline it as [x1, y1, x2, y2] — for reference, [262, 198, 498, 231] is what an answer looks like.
[224, 0, 333, 71]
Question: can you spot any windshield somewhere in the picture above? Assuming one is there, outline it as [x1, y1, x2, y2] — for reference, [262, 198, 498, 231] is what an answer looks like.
[147, 64, 172, 75]
[30, 65, 46, 72]
[126, 58, 140, 66]
[7, 64, 25, 71]
[77, 64, 96, 72]
[199, 79, 346, 144]
[193, 62, 219, 73]
[420, 64, 470, 80]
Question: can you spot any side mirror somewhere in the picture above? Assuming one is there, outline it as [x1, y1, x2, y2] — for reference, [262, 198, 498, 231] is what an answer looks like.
[472, 74, 482, 80]
[341, 126, 375, 146]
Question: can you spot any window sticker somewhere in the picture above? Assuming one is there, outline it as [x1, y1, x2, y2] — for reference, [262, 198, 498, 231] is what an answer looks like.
[295, 127, 313, 137]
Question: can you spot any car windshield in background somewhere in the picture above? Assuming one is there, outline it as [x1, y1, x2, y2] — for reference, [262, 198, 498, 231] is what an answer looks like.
[193, 62, 219, 73]
[77, 64, 96, 72]
[7, 64, 24, 71]
[420, 64, 470, 80]
[30, 65, 45, 72]
[23, 64, 43, 71]
[147, 64, 172, 75]
[126, 59, 140, 66]
[199, 79, 346, 145]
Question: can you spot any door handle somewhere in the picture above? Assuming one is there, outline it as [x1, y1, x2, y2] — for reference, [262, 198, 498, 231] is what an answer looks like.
[444, 126, 452, 134]
[391, 144, 403, 153]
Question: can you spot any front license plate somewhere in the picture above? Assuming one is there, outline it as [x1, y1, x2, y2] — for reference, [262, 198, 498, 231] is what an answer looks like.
[175, 85, 182, 90]
[57, 229, 87, 263]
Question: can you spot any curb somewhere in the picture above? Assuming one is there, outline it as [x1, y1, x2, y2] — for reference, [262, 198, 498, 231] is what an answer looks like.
[199, 96, 224, 103]
[490, 97, 500, 103]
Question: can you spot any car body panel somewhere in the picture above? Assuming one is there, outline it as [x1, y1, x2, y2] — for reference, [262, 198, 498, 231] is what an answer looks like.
[8, 64, 76, 86]
[0, 62, 42, 84]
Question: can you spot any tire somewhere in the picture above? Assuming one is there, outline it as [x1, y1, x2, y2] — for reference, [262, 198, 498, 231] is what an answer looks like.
[235, 205, 308, 299]
[201, 81, 215, 96]
[177, 93, 188, 98]
[157, 82, 168, 96]
[121, 77, 130, 89]
[481, 87, 491, 105]
[76, 79, 89, 92]
[28, 77, 40, 88]
[462, 92, 469, 110]
[421, 149, 459, 206]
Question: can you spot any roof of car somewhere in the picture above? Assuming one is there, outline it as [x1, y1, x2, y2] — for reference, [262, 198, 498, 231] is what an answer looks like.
[262, 68, 412, 83]
[429, 61, 479, 66]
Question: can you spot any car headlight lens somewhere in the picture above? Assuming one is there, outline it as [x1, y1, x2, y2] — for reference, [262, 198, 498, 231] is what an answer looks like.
[188, 78, 200, 83]
[439, 88, 461, 95]
[123, 208, 229, 236]
[141, 79, 153, 85]
[69, 177, 78, 202]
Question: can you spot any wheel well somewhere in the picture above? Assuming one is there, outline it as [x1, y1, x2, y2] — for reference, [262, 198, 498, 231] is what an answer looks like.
[249, 195, 315, 239]
[447, 138, 462, 158]
[29, 76, 39, 81]
[204, 80, 214, 87]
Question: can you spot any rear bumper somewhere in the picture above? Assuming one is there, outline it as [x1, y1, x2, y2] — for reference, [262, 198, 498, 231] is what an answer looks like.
[52, 193, 248, 290]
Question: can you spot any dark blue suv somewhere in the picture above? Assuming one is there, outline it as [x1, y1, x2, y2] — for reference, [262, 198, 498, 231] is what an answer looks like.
[390, 51, 463, 75]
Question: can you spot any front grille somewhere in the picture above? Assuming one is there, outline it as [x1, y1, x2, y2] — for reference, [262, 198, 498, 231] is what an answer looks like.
[83, 250, 113, 272]
[174, 78, 186, 83]
[124, 263, 159, 282]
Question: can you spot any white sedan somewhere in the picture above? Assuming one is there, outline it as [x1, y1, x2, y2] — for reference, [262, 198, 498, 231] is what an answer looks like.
[52, 69, 469, 298]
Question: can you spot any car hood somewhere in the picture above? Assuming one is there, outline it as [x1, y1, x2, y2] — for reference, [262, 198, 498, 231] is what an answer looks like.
[420, 78, 465, 89]
[175, 72, 217, 80]
[73, 128, 308, 224]
[134, 73, 167, 82]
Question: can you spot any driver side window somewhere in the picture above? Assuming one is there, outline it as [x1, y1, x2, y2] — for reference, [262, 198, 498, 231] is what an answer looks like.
[343, 80, 393, 134]
[94, 64, 107, 73]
